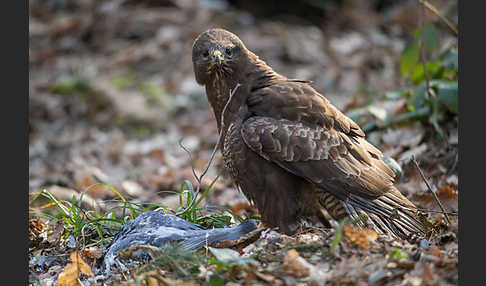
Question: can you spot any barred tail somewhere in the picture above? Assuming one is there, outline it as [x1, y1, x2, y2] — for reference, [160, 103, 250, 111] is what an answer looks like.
[319, 188, 426, 240]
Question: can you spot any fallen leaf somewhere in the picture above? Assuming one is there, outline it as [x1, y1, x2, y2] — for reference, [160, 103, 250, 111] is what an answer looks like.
[382, 127, 424, 149]
[343, 225, 378, 250]
[281, 249, 311, 277]
[412, 184, 458, 213]
[428, 245, 441, 258]
[419, 262, 438, 286]
[73, 169, 110, 199]
[398, 143, 428, 163]
[436, 184, 458, 199]
[231, 202, 257, 216]
[29, 217, 48, 249]
[29, 217, 45, 239]
[254, 271, 279, 284]
[38, 265, 64, 282]
[409, 260, 440, 286]
[81, 246, 103, 262]
[57, 252, 95, 286]
[208, 247, 257, 267]
[46, 185, 104, 213]
[47, 221, 65, 244]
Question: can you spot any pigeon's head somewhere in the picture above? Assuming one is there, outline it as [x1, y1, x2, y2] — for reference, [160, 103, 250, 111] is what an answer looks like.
[192, 28, 248, 85]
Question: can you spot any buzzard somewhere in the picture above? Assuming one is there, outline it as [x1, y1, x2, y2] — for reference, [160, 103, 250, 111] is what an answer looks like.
[191, 28, 425, 239]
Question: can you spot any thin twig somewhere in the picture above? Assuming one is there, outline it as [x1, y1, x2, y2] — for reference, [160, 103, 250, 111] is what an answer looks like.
[414, 208, 457, 216]
[412, 156, 451, 224]
[419, 0, 458, 37]
[176, 83, 241, 216]
[178, 140, 200, 185]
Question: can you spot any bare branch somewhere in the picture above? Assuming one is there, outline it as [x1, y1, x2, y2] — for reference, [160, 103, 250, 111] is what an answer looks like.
[419, 0, 458, 37]
[415, 208, 457, 216]
[176, 83, 241, 216]
[179, 139, 200, 185]
[412, 157, 451, 225]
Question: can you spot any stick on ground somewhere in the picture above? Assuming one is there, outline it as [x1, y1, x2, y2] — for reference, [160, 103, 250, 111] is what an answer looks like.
[412, 156, 451, 225]
[176, 83, 241, 216]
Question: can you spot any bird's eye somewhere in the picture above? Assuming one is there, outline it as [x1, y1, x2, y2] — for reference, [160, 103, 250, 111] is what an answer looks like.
[225, 47, 232, 56]
[203, 50, 209, 57]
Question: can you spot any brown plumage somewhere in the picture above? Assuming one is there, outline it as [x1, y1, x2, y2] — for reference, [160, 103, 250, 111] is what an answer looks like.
[191, 28, 426, 239]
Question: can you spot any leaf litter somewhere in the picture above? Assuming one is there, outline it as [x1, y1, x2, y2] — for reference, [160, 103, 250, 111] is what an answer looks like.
[29, 0, 458, 285]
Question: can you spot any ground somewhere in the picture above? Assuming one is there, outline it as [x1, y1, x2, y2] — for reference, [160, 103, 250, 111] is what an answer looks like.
[29, 0, 458, 285]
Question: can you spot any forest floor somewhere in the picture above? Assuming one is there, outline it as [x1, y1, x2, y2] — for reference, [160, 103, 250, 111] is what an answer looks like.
[29, 0, 458, 285]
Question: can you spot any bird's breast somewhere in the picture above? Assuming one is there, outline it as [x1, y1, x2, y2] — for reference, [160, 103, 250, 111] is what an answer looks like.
[222, 122, 247, 182]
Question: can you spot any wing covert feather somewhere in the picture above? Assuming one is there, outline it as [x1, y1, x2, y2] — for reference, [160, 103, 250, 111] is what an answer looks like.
[247, 82, 365, 138]
[241, 116, 396, 202]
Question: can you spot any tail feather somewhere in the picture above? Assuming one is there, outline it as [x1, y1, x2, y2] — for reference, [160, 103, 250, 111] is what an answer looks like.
[319, 187, 426, 240]
[366, 212, 396, 235]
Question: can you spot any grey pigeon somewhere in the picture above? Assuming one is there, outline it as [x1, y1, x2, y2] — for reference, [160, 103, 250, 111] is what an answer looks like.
[103, 211, 257, 272]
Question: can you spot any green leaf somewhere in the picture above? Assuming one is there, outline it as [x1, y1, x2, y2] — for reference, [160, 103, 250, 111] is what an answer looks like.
[407, 82, 427, 111]
[390, 247, 409, 259]
[436, 81, 458, 114]
[423, 23, 440, 54]
[400, 37, 420, 77]
[410, 60, 442, 84]
[441, 49, 458, 72]
[208, 274, 225, 286]
[410, 63, 425, 84]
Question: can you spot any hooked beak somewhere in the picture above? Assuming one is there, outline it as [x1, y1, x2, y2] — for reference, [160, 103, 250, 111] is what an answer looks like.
[212, 49, 223, 65]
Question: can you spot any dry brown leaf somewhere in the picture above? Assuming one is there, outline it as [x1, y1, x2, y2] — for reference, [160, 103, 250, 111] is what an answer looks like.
[243, 268, 257, 286]
[149, 149, 165, 162]
[29, 217, 45, 238]
[73, 170, 109, 199]
[29, 217, 49, 249]
[57, 251, 95, 286]
[81, 246, 103, 262]
[419, 262, 438, 286]
[231, 202, 258, 216]
[46, 186, 103, 212]
[281, 249, 311, 277]
[343, 225, 378, 250]
[428, 245, 442, 258]
[47, 221, 65, 244]
[436, 184, 458, 199]
[254, 271, 279, 284]
[413, 184, 458, 213]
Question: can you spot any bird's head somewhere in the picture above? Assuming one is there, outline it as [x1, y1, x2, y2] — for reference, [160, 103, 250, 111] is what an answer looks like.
[192, 28, 247, 85]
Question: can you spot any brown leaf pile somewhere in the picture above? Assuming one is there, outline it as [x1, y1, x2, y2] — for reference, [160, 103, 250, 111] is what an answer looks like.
[343, 225, 379, 250]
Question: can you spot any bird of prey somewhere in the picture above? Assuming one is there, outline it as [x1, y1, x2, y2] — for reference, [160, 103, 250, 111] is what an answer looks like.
[191, 28, 426, 239]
